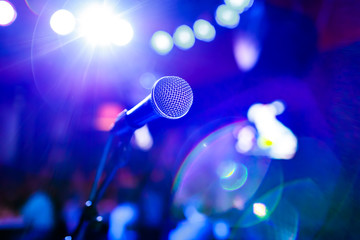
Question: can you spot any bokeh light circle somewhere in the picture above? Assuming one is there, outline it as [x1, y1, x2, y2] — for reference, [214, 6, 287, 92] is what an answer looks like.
[215, 4, 240, 29]
[0, 1, 17, 26]
[225, 0, 252, 13]
[50, 9, 76, 36]
[173, 25, 195, 50]
[193, 19, 216, 42]
[151, 31, 174, 55]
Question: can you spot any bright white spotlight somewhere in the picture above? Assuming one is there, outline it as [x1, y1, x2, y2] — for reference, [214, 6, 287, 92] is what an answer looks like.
[0, 1, 16, 26]
[173, 25, 195, 50]
[215, 4, 240, 29]
[79, 5, 133, 46]
[225, 0, 252, 13]
[193, 19, 216, 42]
[111, 18, 134, 46]
[50, 9, 76, 36]
[151, 31, 173, 55]
[253, 203, 267, 218]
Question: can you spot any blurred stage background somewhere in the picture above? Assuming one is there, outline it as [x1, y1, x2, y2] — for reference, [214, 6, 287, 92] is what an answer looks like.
[0, 0, 359, 239]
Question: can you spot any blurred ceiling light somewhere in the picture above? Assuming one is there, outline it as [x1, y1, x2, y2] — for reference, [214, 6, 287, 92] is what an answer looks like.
[79, 5, 133, 46]
[225, 0, 252, 13]
[50, 9, 76, 36]
[0, 1, 16, 26]
[253, 202, 267, 218]
[193, 19, 216, 42]
[151, 31, 173, 55]
[215, 4, 239, 29]
[233, 34, 260, 71]
[173, 25, 195, 50]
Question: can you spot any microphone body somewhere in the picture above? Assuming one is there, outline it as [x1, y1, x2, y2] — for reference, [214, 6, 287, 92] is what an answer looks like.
[110, 76, 193, 136]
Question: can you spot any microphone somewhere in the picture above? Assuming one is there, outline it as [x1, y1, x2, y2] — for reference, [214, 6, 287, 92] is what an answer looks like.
[111, 76, 193, 136]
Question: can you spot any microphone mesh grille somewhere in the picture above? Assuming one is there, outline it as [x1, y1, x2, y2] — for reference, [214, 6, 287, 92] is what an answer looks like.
[152, 76, 193, 119]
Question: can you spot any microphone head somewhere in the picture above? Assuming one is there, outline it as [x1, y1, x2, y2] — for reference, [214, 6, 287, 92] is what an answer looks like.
[151, 76, 193, 119]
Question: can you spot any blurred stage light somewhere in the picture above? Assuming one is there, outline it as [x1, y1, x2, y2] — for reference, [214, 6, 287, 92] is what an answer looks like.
[236, 125, 256, 153]
[272, 100, 285, 115]
[50, 9, 76, 36]
[247, 101, 297, 159]
[225, 0, 252, 13]
[173, 25, 195, 50]
[139, 72, 157, 89]
[213, 221, 230, 240]
[111, 19, 134, 46]
[234, 35, 260, 71]
[94, 103, 123, 131]
[215, 4, 240, 29]
[193, 19, 216, 42]
[151, 31, 173, 55]
[0, 1, 16, 26]
[109, 203, 138, 240]
[133, 125, 153, 151]
[253, 203, 268, 218]
[79, 5, 133, 46]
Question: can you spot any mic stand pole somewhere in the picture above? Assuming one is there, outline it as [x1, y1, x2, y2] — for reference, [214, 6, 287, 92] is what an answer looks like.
[66, 111, 134, 240]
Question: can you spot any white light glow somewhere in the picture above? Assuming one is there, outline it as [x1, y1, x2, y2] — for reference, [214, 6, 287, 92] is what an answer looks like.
[234, 35, 260, 71]
[236, 126, 256, 153]
[133, 125, 153, 151]
[151, 31, 173, 55]
[193, 19, 216, 42]
[247, 101, 298, 159]
[111, 18, 134, 46]
[50, 9, 76, 36]
[0, 1, 16, 26]
[173, 25, 195, 50]
[225, 0, 252, 13]
[253, 203, 267, 218]
[79, 5, 133, 46]
[215, 4, 240, 29]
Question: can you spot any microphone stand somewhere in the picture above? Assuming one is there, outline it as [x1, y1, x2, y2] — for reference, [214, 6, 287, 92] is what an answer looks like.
[66, 110, 134, 240]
